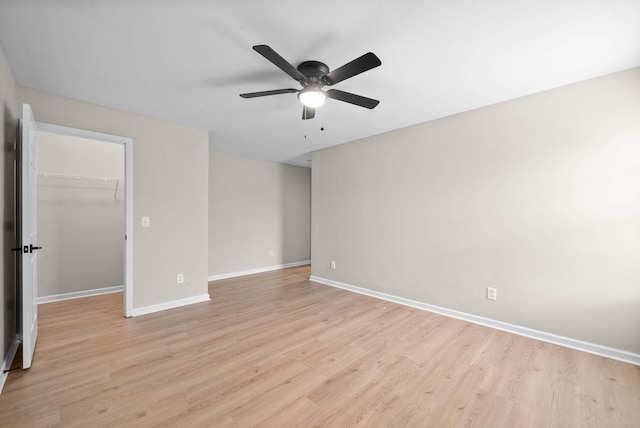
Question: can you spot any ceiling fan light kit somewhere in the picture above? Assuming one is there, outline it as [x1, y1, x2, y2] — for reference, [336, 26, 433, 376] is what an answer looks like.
[240, 45, 381, 120]
[298, 86, 326, 108]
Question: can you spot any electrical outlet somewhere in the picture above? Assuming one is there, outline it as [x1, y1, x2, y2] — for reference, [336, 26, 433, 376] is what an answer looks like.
[487, 287, 497, 301]
[330, 260, 336, 269]
[177, 273, 184, 284]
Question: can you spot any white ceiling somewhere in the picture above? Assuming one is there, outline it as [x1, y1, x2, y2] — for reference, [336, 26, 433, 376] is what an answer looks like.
[1, 1, 639, 167]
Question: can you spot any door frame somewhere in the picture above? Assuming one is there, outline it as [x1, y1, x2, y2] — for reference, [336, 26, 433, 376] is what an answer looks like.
[20, 104, 39, 369]
[36, 122, 134, 317]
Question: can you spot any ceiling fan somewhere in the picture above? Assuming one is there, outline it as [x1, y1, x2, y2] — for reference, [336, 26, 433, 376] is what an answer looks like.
[240, 45, 381, 120]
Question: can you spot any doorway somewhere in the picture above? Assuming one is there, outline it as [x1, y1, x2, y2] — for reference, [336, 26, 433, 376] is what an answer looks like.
[35, 123, 133, 317]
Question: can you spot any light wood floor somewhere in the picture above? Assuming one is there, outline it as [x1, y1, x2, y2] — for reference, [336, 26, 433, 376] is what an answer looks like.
[1, 266, 639, 427]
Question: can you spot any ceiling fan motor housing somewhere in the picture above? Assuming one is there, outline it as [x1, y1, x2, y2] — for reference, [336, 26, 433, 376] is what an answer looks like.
[297, 61, 330, 86]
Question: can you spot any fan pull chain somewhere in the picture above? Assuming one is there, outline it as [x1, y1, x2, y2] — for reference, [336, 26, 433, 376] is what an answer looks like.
[304, 110, 308, 139]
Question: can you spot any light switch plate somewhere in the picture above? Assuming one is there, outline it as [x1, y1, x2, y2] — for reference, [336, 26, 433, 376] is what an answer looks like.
[142, 216, 150, 227]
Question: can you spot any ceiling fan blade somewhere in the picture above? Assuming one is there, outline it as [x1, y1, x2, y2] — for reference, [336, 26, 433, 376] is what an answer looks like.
[326, 89, 379, 109]
[239, 88, 298, 98]
[324, 52, 381, 85]
[253, 45, 306, 82]
[302, 106, 316, 120]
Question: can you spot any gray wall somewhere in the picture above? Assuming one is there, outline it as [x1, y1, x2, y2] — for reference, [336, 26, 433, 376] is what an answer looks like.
[19, 87, 209, 310]
[312, 67, 640, 355]
[0, 42, 18, 367]
[209, 151, 310, 277]
[37, 132, 124, 297]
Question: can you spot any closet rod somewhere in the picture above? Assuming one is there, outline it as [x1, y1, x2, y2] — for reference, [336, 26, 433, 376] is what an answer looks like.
[37, 172, 119, 183]
[37, 172, 121, 200]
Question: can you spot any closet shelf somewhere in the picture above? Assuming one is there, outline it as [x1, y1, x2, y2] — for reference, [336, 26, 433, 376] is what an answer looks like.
[38, 172, 121, 200]
[38, 172, 119, 182]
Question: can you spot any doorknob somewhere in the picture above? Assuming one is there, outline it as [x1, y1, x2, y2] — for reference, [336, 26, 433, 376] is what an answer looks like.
[29, 244, 43, 253]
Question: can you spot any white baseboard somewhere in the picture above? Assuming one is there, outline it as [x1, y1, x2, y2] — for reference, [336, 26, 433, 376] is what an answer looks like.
[309, 276, 640, 366]
[208, 260, 311, 282]
[131, 294, 211, 317]
[38, 285, 124, 304]
[0, 335, 20, 395]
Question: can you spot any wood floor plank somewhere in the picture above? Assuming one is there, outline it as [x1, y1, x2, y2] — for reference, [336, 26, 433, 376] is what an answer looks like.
[1, 265, 639, 427]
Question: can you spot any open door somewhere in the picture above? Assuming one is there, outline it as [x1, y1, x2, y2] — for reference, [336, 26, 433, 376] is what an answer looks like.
[19, 103, 40, 369]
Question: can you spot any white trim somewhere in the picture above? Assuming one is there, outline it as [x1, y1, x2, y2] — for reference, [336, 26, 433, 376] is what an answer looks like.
[123, 134, 133, 317]
[36, 122, 134, 317]
[36, 122, 131, 144]
[309, 276, 640, 366]
[208, 260, 311, 282]
[0, 335, 20, 394]
[37, 285, 124, 304]
[131, 294, 211, 317]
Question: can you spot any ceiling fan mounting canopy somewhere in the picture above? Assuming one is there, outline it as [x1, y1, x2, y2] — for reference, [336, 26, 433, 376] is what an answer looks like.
[239, 45, 381, 120]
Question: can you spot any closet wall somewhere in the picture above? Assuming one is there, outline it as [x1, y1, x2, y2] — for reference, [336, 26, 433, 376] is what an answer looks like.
[37, 131, 124, 298]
